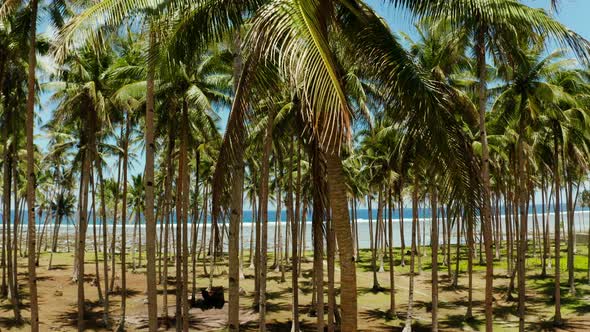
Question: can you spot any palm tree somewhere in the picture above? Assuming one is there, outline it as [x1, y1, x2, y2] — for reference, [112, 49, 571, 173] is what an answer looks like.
[24, 1, 39, 328]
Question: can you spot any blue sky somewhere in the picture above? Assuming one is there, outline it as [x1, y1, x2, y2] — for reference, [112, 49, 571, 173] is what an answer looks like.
[36, 0, 590, 182]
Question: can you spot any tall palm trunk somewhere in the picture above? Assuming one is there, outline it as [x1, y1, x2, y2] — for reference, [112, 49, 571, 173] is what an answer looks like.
[327, 215, 336, 332]
[25, 1, 40, 328]
[566, 177, 576, 295]
[174, 106, 185, 331]
[117, 112, 131, 331]
[517, 125, 528, 332]
[258, 109, 274, 331]
[0, 54, 7, 298]
[553, 131, 563, 326]
[228, 34, 244, 331]
[180, 99, 191, 332]
[36, 209, 51, 266]
[97, 155, 110, 327]
[228, 157, 244, 332]
[541, 178, 552, 277]
[387, 189, 395, 318]
[399, 185, 406, 267]
[291, 137, 301, 332]
[3, 119, 18, 320]
[249, 194, 256, 270]
[109, 151, 123, 293]
[144, 23, 158, 332]
[431, 189, 439, 332]
[77, 106, 94, 330]
[476, 22, 494, 332]
[191, 152, 200, 302]
[311, 144, 324, 330]
[403, 179, 419, 332]
[466, 211, 474, 319]
[325, 149, 357, 331]
[90, 170, 104, 303]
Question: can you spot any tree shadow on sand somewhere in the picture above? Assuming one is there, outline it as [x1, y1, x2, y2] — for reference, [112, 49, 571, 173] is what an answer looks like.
[440, 314, 484, 331]
[241, 319, 317, 331]
[55, 300, 110, 330]
[0, 316, 28, 329]
[527, 318, 590, 332]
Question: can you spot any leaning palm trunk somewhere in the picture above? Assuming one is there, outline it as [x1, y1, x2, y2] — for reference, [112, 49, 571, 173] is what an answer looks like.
[90, 170, 104, 303]
[25, 0, 39, 329]
[325, 149, 357, 331]
[36, 210, 51, 266]
[97, 155, 110, 327]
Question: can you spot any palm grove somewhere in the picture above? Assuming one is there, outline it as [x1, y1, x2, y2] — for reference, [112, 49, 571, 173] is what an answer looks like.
[1, 0, 590, 331]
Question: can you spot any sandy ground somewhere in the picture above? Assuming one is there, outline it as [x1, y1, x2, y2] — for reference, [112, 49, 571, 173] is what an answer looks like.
[0, 241, 589, 331]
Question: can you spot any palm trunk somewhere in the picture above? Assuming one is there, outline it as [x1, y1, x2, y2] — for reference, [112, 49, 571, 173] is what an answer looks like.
[399, 188, 405, 267]
[541, 178, 548, 277]
[311, 144, 324, 330]
[403, 179, 419, 332]
[553, 131, 563, 326]
[325, 149, 357, 331]
[566, 177, 576, 295]
[25, 0, 40, 328]
[327, 215, 336, 332]
[97, 155, 110, 327]
[191, 152, 200, 302]
[258, 109, 274, 331]
[291, 137, 301, 332]
[466, 210, 474, 319]
[144, 23, 158, 332]
[132, 213, 138, 272]
[0, 54, 7, 299]
[90, 170, 104, 303]
[517, 123, 528, 332]
[117, 112, 131, 331]
[431, 189, 439, 332]
[109, 151, 123, 294]
[36, 210, 50, 266]
[387, 189, 395, 318]
[3, 119, 18, 319]
[180, 99, 191, 332]
[77, 105, 94, 330]
[249, 194, 256, 270]
[175, 152, 184, 331]
[476, 22, 494, 332]
[228, 157, 244, 332]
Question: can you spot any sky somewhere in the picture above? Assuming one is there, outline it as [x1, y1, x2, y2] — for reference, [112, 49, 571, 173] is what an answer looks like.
[35, 0, 590, 185]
